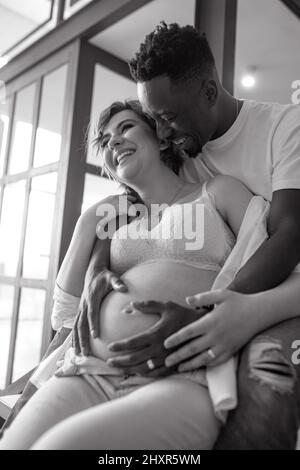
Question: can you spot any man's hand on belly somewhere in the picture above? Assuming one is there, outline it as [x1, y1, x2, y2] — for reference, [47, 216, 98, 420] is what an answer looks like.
[106, 301, 209, 377]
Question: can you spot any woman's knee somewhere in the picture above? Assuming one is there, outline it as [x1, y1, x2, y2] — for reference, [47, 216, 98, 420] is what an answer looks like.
[0, 376, 102, 450]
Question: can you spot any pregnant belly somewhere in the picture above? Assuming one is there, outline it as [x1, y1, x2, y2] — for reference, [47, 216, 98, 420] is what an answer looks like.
[90, 259, 218, 360]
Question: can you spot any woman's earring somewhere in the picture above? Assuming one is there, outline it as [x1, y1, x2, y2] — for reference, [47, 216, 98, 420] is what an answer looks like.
[159, 139, 169, 151]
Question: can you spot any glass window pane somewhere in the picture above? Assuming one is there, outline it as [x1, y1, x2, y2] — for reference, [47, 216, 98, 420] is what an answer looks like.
[0, 180, 26, 276]
[87, 64, 137, 166]
[0, 96, 11, 177]
[12, 287, 45, 381]
[64, 0, 94, 19]
[89, 0, 196, 62]
[33, 65, 68, 167]
[235, 0, 300, 104]
[82, 173, 122, 213]
[22, 172, 57, 279]
[0, 0, 54, 56]
[0, 283, 14, 389]
[8, 83, 36, 174]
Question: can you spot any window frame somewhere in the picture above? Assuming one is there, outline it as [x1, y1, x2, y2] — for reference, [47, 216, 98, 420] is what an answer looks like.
[0, 0, 61, 65]
[0, 43, 78, 388]
[64, 0, 95, 19]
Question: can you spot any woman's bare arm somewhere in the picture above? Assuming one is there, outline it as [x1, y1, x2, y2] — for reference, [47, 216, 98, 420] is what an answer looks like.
[56, 204, 107, 296]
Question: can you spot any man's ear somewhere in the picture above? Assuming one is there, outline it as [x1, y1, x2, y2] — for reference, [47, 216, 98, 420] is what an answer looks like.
[203, 80, 218, 105]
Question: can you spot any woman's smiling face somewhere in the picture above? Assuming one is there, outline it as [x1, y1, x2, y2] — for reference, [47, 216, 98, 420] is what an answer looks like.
[99, 109, 160, 184]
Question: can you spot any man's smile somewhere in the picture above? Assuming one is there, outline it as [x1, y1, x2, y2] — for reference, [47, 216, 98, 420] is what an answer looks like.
[172, 135, 201, 155]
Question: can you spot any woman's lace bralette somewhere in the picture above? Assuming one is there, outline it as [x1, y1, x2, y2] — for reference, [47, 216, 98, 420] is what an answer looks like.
[110, 182, 235, 275]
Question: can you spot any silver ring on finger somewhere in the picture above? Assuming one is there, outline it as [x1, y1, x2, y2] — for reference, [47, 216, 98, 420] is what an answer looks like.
[207, 348, 216, 360]
[146, 359, 156, 370]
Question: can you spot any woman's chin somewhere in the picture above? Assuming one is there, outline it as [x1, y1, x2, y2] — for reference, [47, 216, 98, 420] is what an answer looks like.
[116, 159, 137, 180]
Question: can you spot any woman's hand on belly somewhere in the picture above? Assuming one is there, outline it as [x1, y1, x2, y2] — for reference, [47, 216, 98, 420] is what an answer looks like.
[106, 300, 211, 377]
[73, 268, 127, 356]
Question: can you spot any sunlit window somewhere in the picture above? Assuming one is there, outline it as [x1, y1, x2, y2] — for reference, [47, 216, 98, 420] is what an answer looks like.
[22, 173, 58, 279]
[82, 173, 122, 214]
[87, 64, 137, 167]
[8, 83, 36, 175]
[0, 46, 70, 389]
[33, 65, 68, 167]
[0, 0, 55, 57]
[12, 288, 46, 381]
[0, 180, 26, 277]
[0, 284, 14, 388]
[0, 95, 10, 177]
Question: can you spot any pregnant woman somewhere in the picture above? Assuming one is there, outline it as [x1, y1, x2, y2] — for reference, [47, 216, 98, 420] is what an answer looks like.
[0, 100, 253, 450]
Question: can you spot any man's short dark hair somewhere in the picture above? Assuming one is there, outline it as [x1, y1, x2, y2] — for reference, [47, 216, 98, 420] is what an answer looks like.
[129, 22, 215, 86]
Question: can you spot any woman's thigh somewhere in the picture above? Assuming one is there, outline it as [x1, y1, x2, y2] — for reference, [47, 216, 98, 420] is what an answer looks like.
[0, 376, 106, 450]
[32, 377, 220, 450]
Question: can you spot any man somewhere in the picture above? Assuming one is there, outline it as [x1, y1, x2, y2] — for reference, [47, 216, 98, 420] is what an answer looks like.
[98, 22, 300, 449]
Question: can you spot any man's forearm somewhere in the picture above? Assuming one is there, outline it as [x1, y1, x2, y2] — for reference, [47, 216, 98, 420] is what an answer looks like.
[250, 271, 300, 329]
[229, 227, 300, 294]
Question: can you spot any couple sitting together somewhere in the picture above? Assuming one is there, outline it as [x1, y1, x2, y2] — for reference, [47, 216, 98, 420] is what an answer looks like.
[1, 22, 300, 450]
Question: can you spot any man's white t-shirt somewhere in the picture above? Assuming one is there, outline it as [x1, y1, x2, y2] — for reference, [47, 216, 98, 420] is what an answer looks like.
[181, 100, 300, 201]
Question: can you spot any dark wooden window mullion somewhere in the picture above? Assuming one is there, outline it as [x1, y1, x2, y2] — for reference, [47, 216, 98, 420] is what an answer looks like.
[56, 0, 66, 25]
[194, 0, 237, 94]
[58, 42, 95, 268]
[281, 0, 300, 19]
[85, 162, 101, 176]
[87, 44, 133, 81]
[222, 0, 237, 95]
[5, 78, 42, 385]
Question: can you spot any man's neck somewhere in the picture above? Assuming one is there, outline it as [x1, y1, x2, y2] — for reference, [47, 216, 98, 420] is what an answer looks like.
[211, 91, 239, 140]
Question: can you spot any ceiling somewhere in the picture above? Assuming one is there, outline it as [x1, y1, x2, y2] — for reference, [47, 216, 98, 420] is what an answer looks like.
[0, 0, 52, 55]
[0, 0, 51, 23]
[89, 0, 300, 105]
